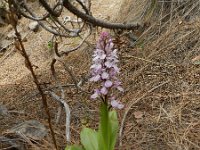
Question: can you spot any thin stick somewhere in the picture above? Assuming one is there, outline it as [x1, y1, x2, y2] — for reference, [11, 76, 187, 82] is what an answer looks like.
[50, 42, 66, 124]
[46, 91, 71, 143]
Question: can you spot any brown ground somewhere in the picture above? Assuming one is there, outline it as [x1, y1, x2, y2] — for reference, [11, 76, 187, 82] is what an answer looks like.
[0, 0, 200, 150]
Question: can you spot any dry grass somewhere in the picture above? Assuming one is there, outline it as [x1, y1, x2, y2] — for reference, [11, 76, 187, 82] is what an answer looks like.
[0, 0, 200, 150]
[116, 1, 200, 149]
[117, 22, 200, 150]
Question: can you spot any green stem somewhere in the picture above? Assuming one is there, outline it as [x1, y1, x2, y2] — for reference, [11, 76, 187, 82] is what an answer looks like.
[100, 102, 110, 150]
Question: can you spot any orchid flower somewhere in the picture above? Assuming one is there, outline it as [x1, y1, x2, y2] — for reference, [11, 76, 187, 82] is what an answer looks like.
[90, 32, 124, 109]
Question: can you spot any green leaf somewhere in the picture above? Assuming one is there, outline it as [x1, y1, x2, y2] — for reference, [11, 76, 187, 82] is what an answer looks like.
[80, 128, 99, 150]
[65, 145, 83, 150]
[48, 41, 53, 49]
[98, 103, 110, 150]
[97, 130, 104, 150]
[109, 110, 119, 150]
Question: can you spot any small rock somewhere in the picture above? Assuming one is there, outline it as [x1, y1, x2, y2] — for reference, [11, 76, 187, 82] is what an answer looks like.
[10, 120, 47, 140]
[0, 105, 8, 118]
[28, 21, 39, 32]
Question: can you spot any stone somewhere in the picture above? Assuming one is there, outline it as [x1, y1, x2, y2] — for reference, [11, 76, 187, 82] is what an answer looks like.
[10, 120, 47, 140]
[28, 21, 39, 32]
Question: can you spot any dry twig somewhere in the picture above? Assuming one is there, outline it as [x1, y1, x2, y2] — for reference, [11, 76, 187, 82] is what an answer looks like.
[46, 91, 71, 143]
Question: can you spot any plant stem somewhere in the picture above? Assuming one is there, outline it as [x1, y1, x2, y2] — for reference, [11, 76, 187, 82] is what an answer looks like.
[100, 102, 110, 150]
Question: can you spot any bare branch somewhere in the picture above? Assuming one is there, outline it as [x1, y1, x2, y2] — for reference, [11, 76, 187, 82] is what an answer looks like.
[60, 26, 92, 55]
[46, 91, 71, 143]
[39, 0, 60, 17]
[75, 0, 91, 15]
[50, 42, 66, 123]
[63, 0, 141, 29]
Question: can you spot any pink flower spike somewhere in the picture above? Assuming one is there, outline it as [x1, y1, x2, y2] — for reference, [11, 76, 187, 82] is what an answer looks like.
[117, 103, 124, 109]
[100, 32, 109, 39]
[109, 68, 117, 76]
[89, 74, 101, 82]
[104, 80, 113, 88]
[91, 93, 98, 99]
[91, 89, 99, 99]
[99, 54, 106, 60]
[113, 64, 120, 73]
[105, 41, 114, 51]
[101, 72, 109, 79]
[111, 49, 118, 58]
[105, 61, 113, 68]
[90, 32, 124, 106]
[96, 49, 106, 60]
[100, 87, 108, 95]
[90, 64, 102, 70]
[111, 100, 124, 109]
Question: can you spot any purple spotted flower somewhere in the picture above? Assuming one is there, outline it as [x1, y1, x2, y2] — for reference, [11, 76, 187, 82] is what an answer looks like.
[90, 32, 124, 109]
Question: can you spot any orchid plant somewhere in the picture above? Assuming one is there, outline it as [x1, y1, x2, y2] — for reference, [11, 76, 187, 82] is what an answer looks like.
[66, 32, 124, 150]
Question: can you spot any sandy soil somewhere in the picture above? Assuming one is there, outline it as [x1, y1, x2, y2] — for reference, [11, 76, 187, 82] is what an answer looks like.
[0, 0, 123, 85]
